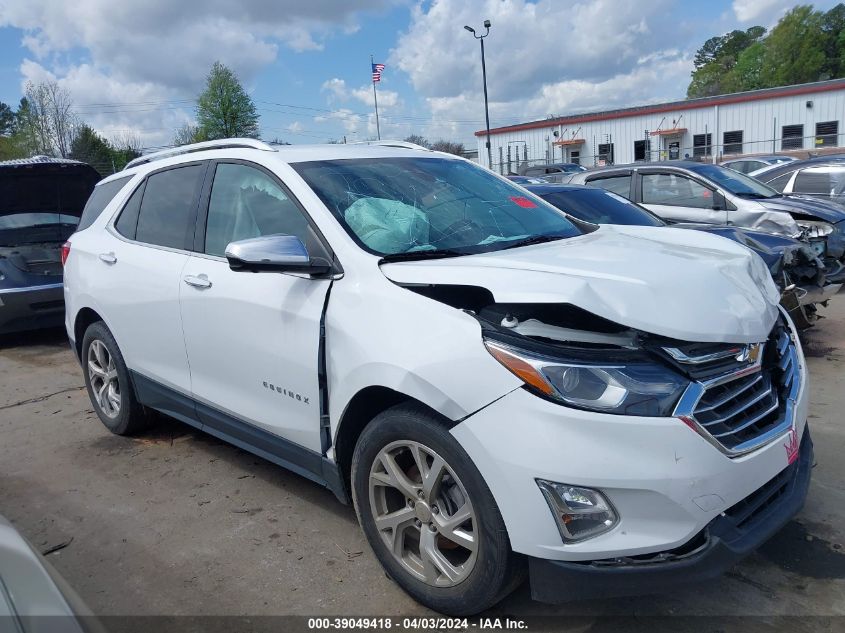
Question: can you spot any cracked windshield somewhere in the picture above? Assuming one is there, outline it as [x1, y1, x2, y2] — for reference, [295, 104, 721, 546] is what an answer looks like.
[294, 157, 582, 257]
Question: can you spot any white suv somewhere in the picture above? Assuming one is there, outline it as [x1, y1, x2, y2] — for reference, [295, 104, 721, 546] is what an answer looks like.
[64, 139, 812, 614]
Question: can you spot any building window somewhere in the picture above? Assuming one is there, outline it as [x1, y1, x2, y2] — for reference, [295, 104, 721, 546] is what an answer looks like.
[815, 121, 839, 147]
[782, 124, 804, 150]
[597, 143, 614, 165]
[723, 130, 743, 155]
[634, 139, 651, 162]
[570, 150, 581, 165]
[693, 133, 712, 158]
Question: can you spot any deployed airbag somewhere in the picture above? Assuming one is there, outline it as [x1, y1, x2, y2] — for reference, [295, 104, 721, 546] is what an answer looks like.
[345, 197, 429, 253]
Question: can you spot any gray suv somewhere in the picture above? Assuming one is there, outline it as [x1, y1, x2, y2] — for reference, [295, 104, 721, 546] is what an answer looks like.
[569, 161, 845, 282]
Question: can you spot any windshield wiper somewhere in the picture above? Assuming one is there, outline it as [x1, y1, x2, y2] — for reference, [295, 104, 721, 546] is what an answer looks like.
[501, 234, 568, 250]
[379, 248, 466, 263]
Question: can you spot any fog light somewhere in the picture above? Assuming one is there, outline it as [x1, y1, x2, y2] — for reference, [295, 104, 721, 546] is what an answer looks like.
[536, 480, 618, 543]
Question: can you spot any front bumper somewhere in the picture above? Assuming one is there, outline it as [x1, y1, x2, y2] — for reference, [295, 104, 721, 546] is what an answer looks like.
[0, 282, 65, 334]
[528, 429, 812, 602]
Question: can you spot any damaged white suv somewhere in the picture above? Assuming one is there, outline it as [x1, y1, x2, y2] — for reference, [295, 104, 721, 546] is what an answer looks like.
[64, 139, 811, 614]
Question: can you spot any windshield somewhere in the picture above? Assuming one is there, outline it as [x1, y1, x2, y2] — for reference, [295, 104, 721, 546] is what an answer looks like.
[537, 188, 664, 227]
[690, 164, 780, 199]
[293, 157, 582, 257]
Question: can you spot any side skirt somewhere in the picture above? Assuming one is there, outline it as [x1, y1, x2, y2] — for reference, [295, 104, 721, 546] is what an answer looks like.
[130, 371, 349, 504]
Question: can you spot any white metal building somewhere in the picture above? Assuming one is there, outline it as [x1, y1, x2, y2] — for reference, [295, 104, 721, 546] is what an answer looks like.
[476, 79, 845, 174]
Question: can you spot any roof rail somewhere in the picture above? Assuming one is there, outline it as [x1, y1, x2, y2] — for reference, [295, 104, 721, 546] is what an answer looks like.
[350, 140, 431, 151]
[124, 138, 276, 170]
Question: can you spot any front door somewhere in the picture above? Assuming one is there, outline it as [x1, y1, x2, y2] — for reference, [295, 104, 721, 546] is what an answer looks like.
[179, 161, 332, 453]
[639, 171, 725, 225]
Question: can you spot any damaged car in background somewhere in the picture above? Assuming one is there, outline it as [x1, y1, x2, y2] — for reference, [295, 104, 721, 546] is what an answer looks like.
[567, 161, 845, 290]
[0, 156, 100, 334]
[525, 182, 833, 329]
[65, 141, 811, 615]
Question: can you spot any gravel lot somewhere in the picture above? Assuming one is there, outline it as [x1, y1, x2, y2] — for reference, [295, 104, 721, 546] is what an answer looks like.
[1, 302, 844, 620]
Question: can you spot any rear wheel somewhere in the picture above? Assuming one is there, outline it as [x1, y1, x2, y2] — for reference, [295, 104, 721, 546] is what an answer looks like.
[82, 321, 149, 435]
[352, 403, 523, 615]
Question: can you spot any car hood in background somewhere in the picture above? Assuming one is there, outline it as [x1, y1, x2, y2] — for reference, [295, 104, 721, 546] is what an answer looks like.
[381, 225, 780, 344]
[758, 195, 845, 224]
[0, 158, 100, 217]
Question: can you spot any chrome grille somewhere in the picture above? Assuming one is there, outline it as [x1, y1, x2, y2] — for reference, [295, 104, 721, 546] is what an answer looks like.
[673, 320, 801, 456]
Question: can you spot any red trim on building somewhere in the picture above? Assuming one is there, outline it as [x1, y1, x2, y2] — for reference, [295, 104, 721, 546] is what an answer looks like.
[474, 81, 845, 137]
[649, 128, 687, 136]
[552, 138, 586, 146]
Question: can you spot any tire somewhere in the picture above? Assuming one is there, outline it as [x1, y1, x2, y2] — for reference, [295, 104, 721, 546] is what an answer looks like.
[81, 321, 149, 436]
[352, 402, 524, 615]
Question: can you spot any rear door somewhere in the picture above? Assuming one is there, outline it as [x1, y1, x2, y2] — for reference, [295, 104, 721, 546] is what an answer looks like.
[103, 162, 208, 399]
[638, 169, 725, 224]
[179, 160, 333, 452]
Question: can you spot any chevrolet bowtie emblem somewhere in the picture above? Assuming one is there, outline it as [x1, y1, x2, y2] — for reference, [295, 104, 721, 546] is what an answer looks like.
[736, 342, 763, 363]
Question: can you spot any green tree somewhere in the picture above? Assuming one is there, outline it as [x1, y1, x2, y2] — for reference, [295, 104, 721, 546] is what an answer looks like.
[196, 62, 259, 140]
[0, 102, 14, 136]
[758, 5, 827, 87]
[70, 124, 115, 177]
[429, 140, 466, 156]
[688, 27, 766, 97]
[404, 134, 429, 147]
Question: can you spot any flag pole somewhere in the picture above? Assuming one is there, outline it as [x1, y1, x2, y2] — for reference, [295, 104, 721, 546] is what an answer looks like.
[371, 54, 381, 140]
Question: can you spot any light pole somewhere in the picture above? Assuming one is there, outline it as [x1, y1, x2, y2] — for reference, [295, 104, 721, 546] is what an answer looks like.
[464, 20, 492, 169]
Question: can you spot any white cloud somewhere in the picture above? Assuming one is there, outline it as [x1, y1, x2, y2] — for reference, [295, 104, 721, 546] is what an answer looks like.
[389, 0, 701, 144]
[287, 121, 305, 133]
[0, 0, 396, 146]
[732, 0, 792, 22]
[322, 77, 399, 108]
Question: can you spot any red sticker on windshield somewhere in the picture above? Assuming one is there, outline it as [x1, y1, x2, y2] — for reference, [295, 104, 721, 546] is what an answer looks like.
[510, 196, 537, 208]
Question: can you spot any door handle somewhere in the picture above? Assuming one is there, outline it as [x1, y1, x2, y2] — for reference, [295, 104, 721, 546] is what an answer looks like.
[183, 274, 212, 289]
[98, 252, 117, 264]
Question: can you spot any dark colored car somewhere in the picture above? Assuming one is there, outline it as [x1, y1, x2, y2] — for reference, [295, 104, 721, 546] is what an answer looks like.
[751, 157, 845, 207]
[518, 162, 586, 183]
[0, 156, 100, 334]
[526, 183, 832, 329]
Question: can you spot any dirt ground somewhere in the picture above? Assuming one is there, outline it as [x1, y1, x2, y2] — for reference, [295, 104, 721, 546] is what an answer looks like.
[1, 301, 844, 620]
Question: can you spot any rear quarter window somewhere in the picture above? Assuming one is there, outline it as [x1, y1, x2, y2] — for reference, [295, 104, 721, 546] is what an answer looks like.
[76, 175, 133, 232]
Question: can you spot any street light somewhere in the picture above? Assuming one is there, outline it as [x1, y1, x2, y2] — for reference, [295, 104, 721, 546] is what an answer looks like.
[465, 19, 493, 169]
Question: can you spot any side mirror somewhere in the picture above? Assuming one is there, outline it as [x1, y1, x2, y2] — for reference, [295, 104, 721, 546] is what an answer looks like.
[225, 235, 331, 275]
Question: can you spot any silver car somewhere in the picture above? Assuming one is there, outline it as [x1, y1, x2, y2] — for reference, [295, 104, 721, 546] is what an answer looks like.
[568, 162, 845, 279]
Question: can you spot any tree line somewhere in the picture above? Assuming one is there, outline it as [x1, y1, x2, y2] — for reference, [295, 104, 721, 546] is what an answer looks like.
[688, 3, 845, 98]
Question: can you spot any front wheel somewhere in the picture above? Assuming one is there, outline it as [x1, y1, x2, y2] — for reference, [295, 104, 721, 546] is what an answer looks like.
[351, 403, 523, 615]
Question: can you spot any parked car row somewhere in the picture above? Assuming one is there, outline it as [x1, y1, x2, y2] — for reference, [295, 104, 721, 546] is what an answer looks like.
[53, 139, 813, 615]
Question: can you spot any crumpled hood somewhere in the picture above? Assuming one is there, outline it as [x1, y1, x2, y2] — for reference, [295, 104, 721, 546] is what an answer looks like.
[758, 195, 845, 224]
[381, 225, 781, 344]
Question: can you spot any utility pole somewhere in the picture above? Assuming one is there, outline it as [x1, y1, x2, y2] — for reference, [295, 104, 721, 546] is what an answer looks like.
[464, 20, 492, 169]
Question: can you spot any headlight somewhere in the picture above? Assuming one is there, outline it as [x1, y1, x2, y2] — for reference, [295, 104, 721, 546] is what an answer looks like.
[537, 480, 618, 542]
[484, 339, 688, 416]
[797, 220, 834, 238]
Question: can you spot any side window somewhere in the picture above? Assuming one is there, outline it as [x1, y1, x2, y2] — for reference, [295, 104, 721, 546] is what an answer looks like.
[588, 174, 632, 198]
[76, 175, 133, 232]
[114, 182, 145, 239]
[135, 164, 205, 249]
[793, 166, 845, 196]
[204, 163, 319, 257]
[642, 173, 714, 209]
[765, 171, 794, 192]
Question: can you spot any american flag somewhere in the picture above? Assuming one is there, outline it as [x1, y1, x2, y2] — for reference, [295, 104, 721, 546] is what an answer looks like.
[372, 63, 385, 83]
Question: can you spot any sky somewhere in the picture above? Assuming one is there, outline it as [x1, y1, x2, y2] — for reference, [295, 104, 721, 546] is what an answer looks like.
[0, 0, 839, 150]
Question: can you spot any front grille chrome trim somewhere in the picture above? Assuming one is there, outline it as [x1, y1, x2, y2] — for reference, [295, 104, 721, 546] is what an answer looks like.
[673, 308, 801, 458]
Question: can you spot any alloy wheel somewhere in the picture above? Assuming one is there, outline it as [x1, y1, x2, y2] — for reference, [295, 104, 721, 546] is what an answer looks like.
[368, 440, 477, 587]
[87, 339, 121, 419]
